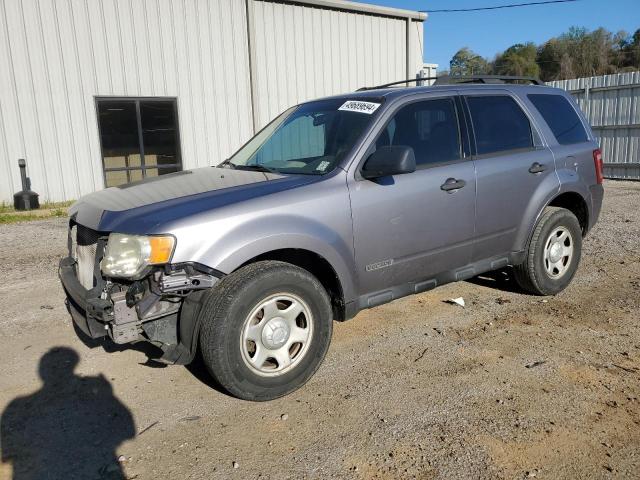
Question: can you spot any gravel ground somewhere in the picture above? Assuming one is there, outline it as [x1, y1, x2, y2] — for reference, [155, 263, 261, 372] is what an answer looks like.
[0, 180, 639, 480]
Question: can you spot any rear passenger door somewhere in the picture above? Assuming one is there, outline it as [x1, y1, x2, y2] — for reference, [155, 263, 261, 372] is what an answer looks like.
[464, 91, 559, 261]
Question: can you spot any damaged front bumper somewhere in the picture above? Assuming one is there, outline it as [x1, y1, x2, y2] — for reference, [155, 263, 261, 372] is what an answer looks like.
[59, 249, 219, 363]
[59, 255, 113, 340]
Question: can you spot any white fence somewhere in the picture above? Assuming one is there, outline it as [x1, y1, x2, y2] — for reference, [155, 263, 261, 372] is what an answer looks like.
[549, 72, 640, 181]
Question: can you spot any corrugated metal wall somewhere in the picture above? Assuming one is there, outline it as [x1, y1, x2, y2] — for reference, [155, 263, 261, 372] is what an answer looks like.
[0, 0, 425, 203]
[0, 0, 253, 203]
[549, 71, 640, 180]
[251, 1, 423, 128]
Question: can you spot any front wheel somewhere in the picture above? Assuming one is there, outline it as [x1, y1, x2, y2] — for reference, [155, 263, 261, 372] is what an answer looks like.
[198, 261, 333, 401]
[514, 206, 583, 295]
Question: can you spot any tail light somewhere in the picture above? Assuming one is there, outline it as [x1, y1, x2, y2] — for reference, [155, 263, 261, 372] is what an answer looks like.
[593, 148, 604, 184]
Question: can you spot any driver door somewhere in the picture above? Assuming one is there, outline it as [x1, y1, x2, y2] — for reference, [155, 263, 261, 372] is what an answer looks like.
[347, 94, 477, 299]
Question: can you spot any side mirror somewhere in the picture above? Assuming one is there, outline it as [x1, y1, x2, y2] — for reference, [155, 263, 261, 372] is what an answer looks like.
[361, 146, 416, 180]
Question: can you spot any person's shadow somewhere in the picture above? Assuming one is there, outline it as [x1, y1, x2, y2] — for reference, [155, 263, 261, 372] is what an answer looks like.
[1, 347, 135, 480]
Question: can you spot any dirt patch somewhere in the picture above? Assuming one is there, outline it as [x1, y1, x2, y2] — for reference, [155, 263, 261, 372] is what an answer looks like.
[0, 181, 639, 479]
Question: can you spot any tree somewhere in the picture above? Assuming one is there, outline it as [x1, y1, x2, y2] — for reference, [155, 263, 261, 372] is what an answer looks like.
[493, 43, 540, 77]
[616, 29, 640, 71]
[537, 38, 563, 81]
[449, 48, 491, 76]
[448, 26, 640, 82]
[536, 27, 617, 81]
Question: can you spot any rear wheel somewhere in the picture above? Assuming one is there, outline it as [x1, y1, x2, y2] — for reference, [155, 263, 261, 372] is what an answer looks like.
[514, 206, 582, 295]
[198, 261, 333, 401]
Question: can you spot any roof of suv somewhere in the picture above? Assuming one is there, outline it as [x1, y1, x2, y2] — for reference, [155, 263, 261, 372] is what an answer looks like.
[327, 83, 561, 103]
[317, 76, 563, 104]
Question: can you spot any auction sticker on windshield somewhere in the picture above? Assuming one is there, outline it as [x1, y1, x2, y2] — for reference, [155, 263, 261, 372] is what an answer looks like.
[338, 100, 381, 115]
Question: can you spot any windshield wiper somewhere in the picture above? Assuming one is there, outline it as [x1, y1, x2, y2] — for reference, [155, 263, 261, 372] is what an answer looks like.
[235, 164, 277, 174]
[218, 159, 236, 169]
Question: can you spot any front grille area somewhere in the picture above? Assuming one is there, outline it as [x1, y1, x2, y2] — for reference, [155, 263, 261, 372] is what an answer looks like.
[72, 224, 101, 290]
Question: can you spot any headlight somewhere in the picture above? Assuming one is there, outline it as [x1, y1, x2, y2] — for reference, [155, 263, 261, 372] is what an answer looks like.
[100, 233, 176, 278]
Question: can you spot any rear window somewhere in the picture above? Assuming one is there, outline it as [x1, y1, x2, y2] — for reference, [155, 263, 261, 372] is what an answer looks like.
[466, 95, 533, 156]
[528, 94, 588, 145]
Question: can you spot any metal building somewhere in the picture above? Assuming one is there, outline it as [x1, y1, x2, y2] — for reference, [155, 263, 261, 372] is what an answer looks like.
[0, 0, 426, 203]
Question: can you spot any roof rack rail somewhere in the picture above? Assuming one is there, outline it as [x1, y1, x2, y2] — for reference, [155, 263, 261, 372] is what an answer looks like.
[356, 77, 438, 91]
[434, 74, 544, 86]
[356, 74, 544, 91]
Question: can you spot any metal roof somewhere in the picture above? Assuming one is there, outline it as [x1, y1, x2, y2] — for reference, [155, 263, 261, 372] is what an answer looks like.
[265, 0, 428, 21]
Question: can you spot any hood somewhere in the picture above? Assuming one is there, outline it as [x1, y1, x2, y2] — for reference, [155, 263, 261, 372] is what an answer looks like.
[70, 167, 319, 233]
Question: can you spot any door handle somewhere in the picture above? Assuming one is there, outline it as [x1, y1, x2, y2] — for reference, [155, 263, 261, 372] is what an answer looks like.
[440, 177, 466, 192]
[529, 162, 546, 174]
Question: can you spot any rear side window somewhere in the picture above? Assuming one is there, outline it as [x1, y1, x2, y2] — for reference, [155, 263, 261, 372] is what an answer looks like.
[528, 94, 588, 145]
[466, 95, 533, 155]
[376, 98, 462, 167]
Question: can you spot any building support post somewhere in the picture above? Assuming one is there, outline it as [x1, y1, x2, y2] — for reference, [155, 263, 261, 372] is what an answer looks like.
[245, 0, 260, 133]
[405, 18, 411, 86]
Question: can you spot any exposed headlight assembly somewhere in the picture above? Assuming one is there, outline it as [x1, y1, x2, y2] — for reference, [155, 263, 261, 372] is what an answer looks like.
[100, 233, 176, 279]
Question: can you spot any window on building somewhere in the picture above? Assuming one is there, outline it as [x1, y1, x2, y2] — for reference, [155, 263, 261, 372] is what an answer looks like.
[375, 98, 462, 167]
[97, 98, 181, 187]
[528, 94, 588, 145]
[466, 95, 533, 156]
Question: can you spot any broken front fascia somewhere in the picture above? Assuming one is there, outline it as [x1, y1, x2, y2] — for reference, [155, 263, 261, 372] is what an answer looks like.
[105, 266, 219, 345]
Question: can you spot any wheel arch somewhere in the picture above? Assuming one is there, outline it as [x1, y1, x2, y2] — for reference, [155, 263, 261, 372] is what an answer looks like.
[239, 248, 347, 321]
[547, 191, 589, 235]
[173, 246, 349, 367]
[522, 188, 590, 254]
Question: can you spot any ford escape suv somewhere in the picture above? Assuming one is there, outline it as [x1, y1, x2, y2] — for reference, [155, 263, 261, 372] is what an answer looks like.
[60, 75, 604, 401]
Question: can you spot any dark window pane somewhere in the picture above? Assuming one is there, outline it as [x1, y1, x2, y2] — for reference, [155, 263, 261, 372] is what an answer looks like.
[528, 94, 588, 145]
[98, 99, 182, 187]
[98, 101, 142, 172]
[467, 96, 533, 155]
[377, 98, 461, 166]
[140, 101, 180, 168]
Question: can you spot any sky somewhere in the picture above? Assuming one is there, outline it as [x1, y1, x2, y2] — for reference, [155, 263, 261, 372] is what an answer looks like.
[366, 0, 640, 71]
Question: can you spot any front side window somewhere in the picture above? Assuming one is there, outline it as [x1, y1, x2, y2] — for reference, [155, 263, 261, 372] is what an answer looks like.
[227, 98, 383, 175]
[528, 94, 588, 145]
[97, 98, 181, 187]
[466, 95, 533, 155]
[375, 98, 462, 167]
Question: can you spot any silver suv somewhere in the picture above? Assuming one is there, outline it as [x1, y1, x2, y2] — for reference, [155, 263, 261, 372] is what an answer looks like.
[60, 76, 604, 400]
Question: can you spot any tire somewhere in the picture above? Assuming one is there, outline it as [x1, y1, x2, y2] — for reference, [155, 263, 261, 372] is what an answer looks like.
[514, 206, 582, 296]
[198, 260, 333, 401]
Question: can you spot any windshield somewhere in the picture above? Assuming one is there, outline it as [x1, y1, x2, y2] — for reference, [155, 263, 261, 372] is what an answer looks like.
[224, 98, 384, 175]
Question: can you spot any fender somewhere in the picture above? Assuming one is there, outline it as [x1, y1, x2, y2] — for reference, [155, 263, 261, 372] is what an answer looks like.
[517, 167, 592, 252]
[161, 171, 357, 302]
[196, 215, 358, 304]
[512, 170, 562, 253]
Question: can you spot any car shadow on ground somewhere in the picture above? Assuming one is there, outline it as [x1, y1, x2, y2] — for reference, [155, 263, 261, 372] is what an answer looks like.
[0, 347, 135, 479]
[73, 322, 229, 396]
[72, 322, 168, 368]
[185, 354, 230, 397]
[466, 267, 526, 294]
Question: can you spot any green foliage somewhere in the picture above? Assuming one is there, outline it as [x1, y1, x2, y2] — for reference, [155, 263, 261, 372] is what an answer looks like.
[494, 43, 540, 77]
[447, 26, 640, 81]
[0, 202, 71, 224]
[449, 47, 491, 76]
[0, 210, 67, 224]
[0, 200, 73, 214]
